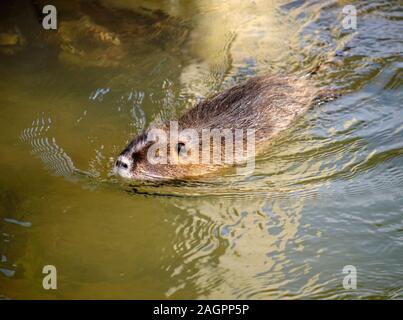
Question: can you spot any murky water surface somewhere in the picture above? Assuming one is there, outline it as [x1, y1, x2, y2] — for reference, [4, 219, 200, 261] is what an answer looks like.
[0, 0, 402, 299]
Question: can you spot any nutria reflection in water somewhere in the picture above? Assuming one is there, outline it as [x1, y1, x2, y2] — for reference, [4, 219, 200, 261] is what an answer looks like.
[114, 75, 335, 181]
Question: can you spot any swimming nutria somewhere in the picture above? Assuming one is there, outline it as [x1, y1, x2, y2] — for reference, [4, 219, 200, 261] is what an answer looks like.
[114, 75, 329, 180]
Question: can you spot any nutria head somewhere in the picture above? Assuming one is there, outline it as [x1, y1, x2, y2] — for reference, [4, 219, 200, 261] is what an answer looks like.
[113, 128, 220, 180]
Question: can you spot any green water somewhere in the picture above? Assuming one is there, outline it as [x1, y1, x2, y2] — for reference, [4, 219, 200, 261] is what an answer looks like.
[0, 0, 402, 299]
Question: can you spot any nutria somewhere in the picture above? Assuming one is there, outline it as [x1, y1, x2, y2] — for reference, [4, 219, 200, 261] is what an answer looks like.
[114, 75, 331, 180]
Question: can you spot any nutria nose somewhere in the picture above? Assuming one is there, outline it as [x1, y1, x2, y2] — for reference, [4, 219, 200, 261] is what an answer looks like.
[115, 160, 128, 169]
[115, 156, 131, 171]
[114, 155, 132, 178]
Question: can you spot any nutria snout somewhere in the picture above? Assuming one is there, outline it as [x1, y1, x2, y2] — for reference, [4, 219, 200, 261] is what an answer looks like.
[114, 75, 324, 180]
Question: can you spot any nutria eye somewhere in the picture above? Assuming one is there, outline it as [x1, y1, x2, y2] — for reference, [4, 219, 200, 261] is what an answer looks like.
[131, 152, 140, 161]
[177, 142, 185, 154]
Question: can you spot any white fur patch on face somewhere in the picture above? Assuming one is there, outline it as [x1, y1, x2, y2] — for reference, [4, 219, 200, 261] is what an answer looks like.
[113, 154, 134, 179]
[115, 167, 134, 179]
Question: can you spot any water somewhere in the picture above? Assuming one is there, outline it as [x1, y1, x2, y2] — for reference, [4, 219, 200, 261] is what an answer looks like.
[0, 0, 402, 299]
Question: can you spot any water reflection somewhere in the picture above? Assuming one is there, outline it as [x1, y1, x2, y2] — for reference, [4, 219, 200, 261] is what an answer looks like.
[164, 195, 311, 299]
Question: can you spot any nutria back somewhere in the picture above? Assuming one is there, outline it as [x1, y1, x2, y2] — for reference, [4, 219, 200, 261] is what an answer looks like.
[179, 75, 318, 145]
[114, 75, 322, 180]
